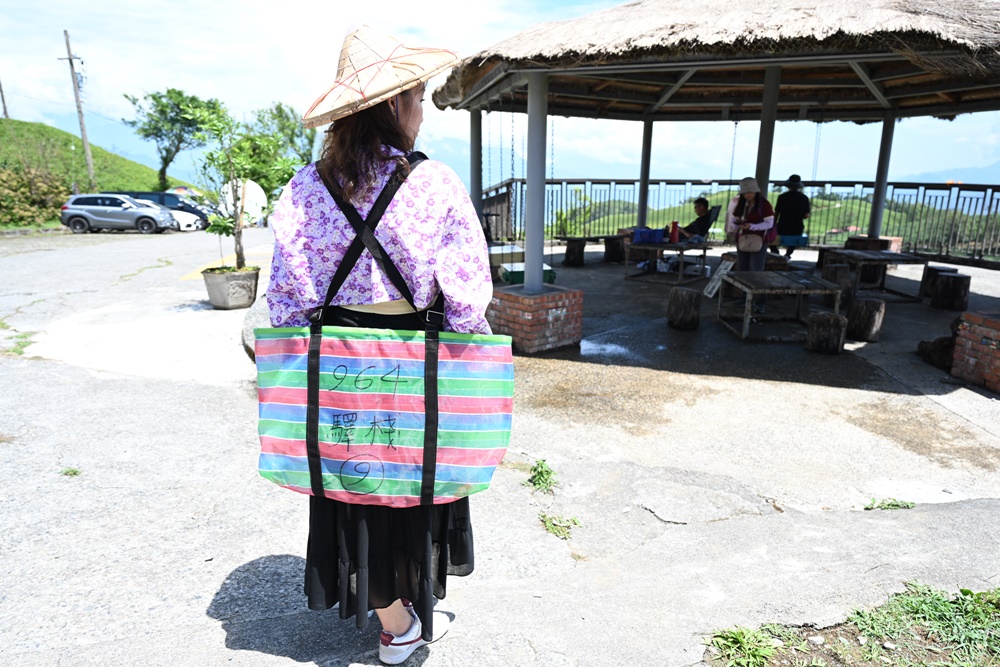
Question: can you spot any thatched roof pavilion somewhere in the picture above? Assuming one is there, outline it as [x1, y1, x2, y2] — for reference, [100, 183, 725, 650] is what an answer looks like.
[434, 0, 1000, 122]
[433, 0, 1000, 294]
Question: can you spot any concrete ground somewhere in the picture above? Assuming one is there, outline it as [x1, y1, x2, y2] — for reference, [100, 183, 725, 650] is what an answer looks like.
[1, 231, 999, 666]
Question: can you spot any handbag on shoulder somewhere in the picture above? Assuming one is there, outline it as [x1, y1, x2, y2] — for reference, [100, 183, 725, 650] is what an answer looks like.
[255, 154, 513, 508]
[737, 233, 763, 253]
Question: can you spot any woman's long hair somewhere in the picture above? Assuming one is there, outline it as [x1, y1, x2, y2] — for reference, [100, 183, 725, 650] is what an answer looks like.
[317, 88, 417, 204]
[734, 193, 762, 218]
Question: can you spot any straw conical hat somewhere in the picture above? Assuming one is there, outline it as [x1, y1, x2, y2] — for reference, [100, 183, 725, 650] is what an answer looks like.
[302, 25, 459, 128]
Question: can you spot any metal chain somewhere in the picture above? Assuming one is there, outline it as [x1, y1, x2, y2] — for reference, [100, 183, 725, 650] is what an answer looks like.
[510, 108, 516, 182]
[811, 122, 822, 182]
[549, 117, 555, 180]
[521, 114, 526, 181]
[728, 120, 739, 188]
[498, 108, 504, 183]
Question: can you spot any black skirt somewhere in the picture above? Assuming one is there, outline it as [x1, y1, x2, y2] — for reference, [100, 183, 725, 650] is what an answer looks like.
[304, 302, 475, 641]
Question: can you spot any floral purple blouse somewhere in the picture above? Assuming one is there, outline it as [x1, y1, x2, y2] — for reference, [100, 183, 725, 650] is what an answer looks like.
[267, 148, 493, 334]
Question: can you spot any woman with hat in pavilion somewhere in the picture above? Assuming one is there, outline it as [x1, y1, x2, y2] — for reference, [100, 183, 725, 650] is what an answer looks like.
[725, 177, 775, 310]
[266, 25, 491, 665]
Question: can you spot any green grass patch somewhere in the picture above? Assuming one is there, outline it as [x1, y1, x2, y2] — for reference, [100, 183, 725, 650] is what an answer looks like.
[707, 583, 1000, 666]
[865, 497, 916, 511]
[7, 331, 36, 356]
[538, 512, 579, 540]
[524, 459, 558, 494]
[709, 626, 777, 667]
[60, 467, 82, 477]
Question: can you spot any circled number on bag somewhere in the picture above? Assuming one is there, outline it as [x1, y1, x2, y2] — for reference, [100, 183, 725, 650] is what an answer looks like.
[340, 455, 386, 496]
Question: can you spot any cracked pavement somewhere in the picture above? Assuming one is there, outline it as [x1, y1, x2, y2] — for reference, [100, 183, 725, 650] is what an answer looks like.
[1, 229, 999, 666]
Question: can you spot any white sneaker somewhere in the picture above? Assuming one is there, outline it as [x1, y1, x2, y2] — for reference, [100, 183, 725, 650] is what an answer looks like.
[378, 610, 450, 665]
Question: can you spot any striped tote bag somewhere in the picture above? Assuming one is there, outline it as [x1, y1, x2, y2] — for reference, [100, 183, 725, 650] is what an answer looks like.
[254, 325, 513, 507]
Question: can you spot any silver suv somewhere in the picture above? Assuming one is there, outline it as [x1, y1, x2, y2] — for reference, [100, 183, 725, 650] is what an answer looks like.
[60, 194, 177, 234]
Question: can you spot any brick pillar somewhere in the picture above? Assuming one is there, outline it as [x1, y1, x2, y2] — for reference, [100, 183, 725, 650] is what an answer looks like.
[487, 284, 584, 354]
[951, 311, 1000, 395]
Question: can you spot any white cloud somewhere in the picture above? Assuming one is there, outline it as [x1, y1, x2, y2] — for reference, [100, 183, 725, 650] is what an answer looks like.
[4, 0, 1000, 187]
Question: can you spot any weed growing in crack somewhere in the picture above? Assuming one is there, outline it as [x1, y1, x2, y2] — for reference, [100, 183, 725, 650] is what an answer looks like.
[538, 512, 579, 540]
[864, 497, 915, 511]
[525, 459, 557, 494]
[708, 626, 776, 667]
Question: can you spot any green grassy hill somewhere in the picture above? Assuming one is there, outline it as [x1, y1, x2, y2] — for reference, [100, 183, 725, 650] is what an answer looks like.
[0, 118, 193, 228]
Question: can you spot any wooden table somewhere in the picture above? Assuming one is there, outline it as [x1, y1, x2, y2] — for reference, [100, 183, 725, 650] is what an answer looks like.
[717, 271, 842, 341]
[625, 242, 710, 284]
[825, 249, 928, 301]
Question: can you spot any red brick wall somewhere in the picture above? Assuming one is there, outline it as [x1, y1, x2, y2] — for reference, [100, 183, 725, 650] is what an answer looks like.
[487, 285, 584, 354]
[952, 312, 1000, 394]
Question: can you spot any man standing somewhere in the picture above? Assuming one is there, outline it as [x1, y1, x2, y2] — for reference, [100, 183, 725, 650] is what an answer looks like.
[772, 174, 811, 257]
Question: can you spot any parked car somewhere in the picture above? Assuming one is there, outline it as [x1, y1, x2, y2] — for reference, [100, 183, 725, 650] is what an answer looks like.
[133, 198, 200, 232]
[60, 194, 176, 234]
[102, 191, 213, 228]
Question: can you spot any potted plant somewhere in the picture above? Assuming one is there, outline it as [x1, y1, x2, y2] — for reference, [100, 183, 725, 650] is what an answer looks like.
[186, 102, 295, 309]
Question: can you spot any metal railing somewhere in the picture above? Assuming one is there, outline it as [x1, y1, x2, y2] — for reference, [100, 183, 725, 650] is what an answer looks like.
[482, 178, 1000, 265]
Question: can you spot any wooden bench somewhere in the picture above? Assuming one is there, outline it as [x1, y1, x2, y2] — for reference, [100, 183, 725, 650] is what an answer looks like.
[556, 234, 628, 266]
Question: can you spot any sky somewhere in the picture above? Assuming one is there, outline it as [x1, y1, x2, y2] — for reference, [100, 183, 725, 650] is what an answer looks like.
[3, 0, 1000, 193]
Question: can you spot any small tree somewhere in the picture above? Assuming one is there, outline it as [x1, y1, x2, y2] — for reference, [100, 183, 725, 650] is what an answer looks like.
[185, 102, 296, 269]
[124, 89, 221, 191]
[253, 101, 316, 165]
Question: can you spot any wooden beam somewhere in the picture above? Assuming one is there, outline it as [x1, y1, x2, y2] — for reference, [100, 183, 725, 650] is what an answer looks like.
[849, 61, 892, 108]
[648, 69, 696, 113]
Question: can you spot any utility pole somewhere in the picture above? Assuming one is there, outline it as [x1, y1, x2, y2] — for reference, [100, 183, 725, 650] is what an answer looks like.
[0, 77, 9, 118]
[60, 30, 95, 190]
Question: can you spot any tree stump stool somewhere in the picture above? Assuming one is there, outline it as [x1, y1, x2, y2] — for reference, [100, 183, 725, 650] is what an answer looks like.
[846, 298, 886, 342]
[806, 312, 847, 354]
[821, 263, 853, 307]
[563, 239, 587, 267]
[604, 236, 626, 263]
[919, 265, 959, 298]
[930, 273, 971, 311]
[667, 287, 701, 330]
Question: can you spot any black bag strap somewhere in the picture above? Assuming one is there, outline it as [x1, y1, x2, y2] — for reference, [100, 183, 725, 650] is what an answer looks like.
[314, 152, 428, 317]
[305, 152, 443, 504]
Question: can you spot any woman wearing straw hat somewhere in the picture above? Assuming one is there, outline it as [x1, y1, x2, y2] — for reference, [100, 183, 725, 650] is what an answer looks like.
[725, 177, 775, 309]
[266, 26, 491, 665]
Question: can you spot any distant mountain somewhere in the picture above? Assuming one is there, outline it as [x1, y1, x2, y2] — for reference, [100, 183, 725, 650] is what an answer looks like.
[898, 159, 1000, 186]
